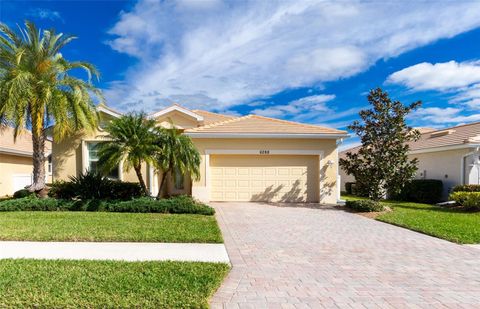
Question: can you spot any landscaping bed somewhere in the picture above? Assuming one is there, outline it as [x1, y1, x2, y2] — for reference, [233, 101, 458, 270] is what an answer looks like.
[0, 259, 229, 308]
[0, 211, 222, 243]
[343, 195, 480, 244]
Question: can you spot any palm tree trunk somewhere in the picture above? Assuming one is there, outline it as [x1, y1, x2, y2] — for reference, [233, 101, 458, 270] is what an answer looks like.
[29, 128, 46, 192]
[156, 168, 171, 199]
[134, 164, 149, 196]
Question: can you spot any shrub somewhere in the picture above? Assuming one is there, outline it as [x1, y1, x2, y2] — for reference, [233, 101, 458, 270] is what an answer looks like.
[345, 199, 384, 212]
[451, 185, 480, 193]
[49, 172, 143, 201]
[0, 196, 72, 211]
[394, 179, 443, 204]
[107, 195, 215, 215]
[345, 182, 354, 195]
[449, 192, 480, 211]
[13, 189, 35, 199]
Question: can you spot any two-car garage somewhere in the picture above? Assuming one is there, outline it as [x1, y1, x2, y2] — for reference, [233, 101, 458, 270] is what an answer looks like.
[209, 154, 320, 203]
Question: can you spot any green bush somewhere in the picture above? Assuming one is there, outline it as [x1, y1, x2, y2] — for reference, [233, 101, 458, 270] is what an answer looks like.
[0, 195, 214, 215]
[49, 173, 143, 201]
[451, 185, 480, 193]
[13, 189, 35, 199]
[0, 196, 72, 211]
[107, 196, 215, 215]
[394, 179, 443, 204]
[449, 192, 480, 211]
[345, 182, 354, 195]
[345, 199, 384, 212]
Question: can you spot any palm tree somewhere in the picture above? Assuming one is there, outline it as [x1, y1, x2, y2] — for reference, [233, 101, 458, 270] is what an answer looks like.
[0, 21, 101, 192]
[97, 112, 159, 195]
[155, 126, 201, 199]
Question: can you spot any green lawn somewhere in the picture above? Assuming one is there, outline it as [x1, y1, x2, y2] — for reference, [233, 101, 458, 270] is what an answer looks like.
[0, 259, 229, 308]
[0, 211, 223, 243]
[343, 195, 480, 244]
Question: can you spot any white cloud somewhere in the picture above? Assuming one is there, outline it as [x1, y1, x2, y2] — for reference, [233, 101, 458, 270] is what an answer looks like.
[409, 107, 480, 125]
[252, 94, 335, 118]
[387, 61, 480, 110]
[387, 61, 480, 91]
[105, 0, 480, 112]
[27, 8, 63, 22]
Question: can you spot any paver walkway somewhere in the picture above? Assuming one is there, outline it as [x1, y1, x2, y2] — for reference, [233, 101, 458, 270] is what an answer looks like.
[211, 202, 480, 308]
[0, 241, 229, 262]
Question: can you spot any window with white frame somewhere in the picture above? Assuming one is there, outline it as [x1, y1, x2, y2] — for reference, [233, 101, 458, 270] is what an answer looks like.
[47, 155, 52, 175]
[87, 142, 120, 179]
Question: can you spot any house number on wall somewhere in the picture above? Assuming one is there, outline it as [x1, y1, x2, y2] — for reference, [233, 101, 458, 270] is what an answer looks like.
[259, 150, 270, 154]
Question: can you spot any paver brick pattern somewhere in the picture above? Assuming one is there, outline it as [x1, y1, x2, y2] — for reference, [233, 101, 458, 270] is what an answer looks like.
[210, 202, 480, 309]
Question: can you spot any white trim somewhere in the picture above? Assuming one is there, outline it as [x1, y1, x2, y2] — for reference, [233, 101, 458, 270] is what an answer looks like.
[461, 149, 480, 185]
[186, 133, 348, 139]
[149, 105, 204, 122]
[205, 149, 324, 156]
[409, 144, 480, 154]
[204, 149, 325, 203]
[82, 140, 122, 181]
[97, 106, 122, 118]
[0, 147, 51, 158]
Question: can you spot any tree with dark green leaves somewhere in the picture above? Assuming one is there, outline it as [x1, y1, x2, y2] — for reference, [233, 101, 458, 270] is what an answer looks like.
[339, 88, 421, 201]
[0, 21, 101, 192]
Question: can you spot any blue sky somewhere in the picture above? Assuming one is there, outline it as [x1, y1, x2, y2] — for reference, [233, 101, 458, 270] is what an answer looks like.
[2, 0, 480, 149]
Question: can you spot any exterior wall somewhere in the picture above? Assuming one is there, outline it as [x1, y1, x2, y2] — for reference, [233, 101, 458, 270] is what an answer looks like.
[153, 110, 200, 129]
[464, 151, 480, 185]
[52, 128, 145, 184]
[190, 138, 339, 204]
[411, 148, 473, 198]
[339, 164, 355, 191]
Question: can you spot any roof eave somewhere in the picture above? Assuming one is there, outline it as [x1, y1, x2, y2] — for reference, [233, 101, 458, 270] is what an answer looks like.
[185, 132, 349, 139]
[409, 143, 480, 155]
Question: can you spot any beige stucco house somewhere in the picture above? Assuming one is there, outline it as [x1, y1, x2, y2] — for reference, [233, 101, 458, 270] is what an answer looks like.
[340, 123, 480, 198]
[0, 127, 52, 196]
[52, 104, 348, 204]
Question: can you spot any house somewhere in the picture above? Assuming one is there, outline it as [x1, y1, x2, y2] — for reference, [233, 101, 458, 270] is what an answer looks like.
[340, 122, 480, 198]
[0, 127, 52, 196]
[52, 104, 348, 204]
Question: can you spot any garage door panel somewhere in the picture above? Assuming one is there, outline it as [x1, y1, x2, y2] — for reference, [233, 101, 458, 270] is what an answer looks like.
[210, 155, 319, 202]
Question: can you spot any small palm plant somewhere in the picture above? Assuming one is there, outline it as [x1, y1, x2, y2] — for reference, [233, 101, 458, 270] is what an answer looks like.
[155, 126, 201, 199]
[0, 21, 101, 192]
[98, 112, 159, 195]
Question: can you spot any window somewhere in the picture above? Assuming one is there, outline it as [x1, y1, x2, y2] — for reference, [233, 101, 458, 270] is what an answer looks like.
[174, 167, 184, 190]
[47, 155, 52, 175]
[87, 142, 119, 179]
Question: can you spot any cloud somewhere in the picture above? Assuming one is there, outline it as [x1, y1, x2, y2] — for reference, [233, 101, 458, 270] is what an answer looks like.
[105, 0, 480, 112]
[387, 61, 480, 110]
[387, 61, 480, 91]
[252, 95, 335, 118]
[409, 107, 480, 125]
[26, 8, 63, 22]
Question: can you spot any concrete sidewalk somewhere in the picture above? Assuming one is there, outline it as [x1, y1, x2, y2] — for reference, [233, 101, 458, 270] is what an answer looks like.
[0, 241, 230, 263]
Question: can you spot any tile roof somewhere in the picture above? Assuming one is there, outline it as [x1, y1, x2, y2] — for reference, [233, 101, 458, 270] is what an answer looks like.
[0, 126, 52, 156]
[186, 114, 347, 135]
[340, 122, 480, 155]
[192, 110, 236, 125]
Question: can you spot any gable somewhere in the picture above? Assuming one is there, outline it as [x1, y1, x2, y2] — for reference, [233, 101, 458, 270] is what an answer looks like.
[154, 110, 202, 129]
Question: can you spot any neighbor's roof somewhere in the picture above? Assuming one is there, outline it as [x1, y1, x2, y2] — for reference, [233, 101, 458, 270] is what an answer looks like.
[0, 126, 52, 157]
[185, 114, 347, 136]
[192, 110, 236, 125]
[340, 122, 480, 155]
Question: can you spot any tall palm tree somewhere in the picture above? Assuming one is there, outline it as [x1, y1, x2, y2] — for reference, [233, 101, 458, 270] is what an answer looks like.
[97, 112, 159, 195]
[0, 21, 100, 192]
[155, 126, 201, 199]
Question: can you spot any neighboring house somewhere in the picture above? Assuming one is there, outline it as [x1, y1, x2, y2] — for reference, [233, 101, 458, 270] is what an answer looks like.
[340, 123, 480, 198]
[52, 104, 348, 204]
[0, 127, 52, 196]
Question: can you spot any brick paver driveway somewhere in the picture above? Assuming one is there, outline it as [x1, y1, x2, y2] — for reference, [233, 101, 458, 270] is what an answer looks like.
[211, 202, 480, 308]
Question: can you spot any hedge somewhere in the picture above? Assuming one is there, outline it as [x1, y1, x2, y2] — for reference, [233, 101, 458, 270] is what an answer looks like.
[451, 185, 480, 193]
[345, 199, 384, 212]
[48, 180, 143, 201]
[449, 192, 480, 211]
[0, 195, 215, 215]
[345, 182, 354, 195]
[394, 179, 443, 204]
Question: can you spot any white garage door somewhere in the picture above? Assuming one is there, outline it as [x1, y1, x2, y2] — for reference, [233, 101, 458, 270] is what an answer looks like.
[210, 155, 319, 202]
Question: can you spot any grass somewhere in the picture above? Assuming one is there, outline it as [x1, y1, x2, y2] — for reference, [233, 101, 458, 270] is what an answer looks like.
[0, 259, 229, 308]
[343, 195, 480, 244]
[0, 211, 223, 243]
